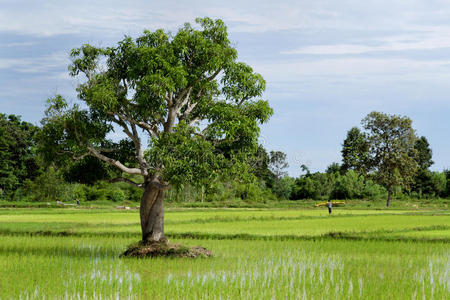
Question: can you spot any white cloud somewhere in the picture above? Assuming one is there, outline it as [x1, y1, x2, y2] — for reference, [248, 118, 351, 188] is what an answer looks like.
[255, 57, 450, 81]
[0, 42, 35, 47]
[0, 1, 199, 37]
[283, 26, 450, 55]
[2, 0, 445, 37]
[0, 52, 70, 73]
[1, 0, 450, 174]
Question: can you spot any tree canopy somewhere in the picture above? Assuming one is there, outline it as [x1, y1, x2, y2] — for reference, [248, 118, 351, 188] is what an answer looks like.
[341, 127, 369, 174]
[362, 111, 418, 206]
[414, 136, 433, 170]
[39, 18, 272, 242]
[0, 114, 40, 197]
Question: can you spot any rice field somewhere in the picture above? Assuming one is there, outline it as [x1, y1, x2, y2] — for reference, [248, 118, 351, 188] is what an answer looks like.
[0, 207, 449, 299]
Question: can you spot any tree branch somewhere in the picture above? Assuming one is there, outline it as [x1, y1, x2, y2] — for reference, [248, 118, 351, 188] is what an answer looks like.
[207, 68, 222, 81]
[106, 111, 158, 138]
[88, 146, 143, 175]
[182, 102, 197, 119]
[105, 110, 151, 176]
[109, 177, 145, 189]
[165, 91, 173, 107]
[56, 150, 90, 161]
[124, 107, 149, 176]
[188, 117, 201, 127]
[173, 86, 192, 107]
[177, 87, 192, 110]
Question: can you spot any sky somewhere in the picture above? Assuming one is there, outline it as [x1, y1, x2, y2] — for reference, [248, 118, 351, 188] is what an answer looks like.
[1, 0, 449, 175]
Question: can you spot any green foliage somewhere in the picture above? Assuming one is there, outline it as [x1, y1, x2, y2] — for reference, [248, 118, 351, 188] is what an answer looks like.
[414, 136, 433, 170]
[341, 127, 369, 173]
[412, 169, 447, 198]
[165, 179, 276, 203]
[330, 170, 387, 200]
[22, 167, 66, 201]
[145, 122, 221, 187]
[272, 176, 295, 199]
[291, 170, 386, 201]
[361, 179, 387, 199]
[444, 169, 450, 198]
[0, 114, 40, 197]
[62, 156, 111, 184]
[249, 145, 275, 188]
[109, 188, 126, 202]
[268, 151, 290, 198]
[409, 137, 441, 198]
[292, 177, 321, 200]
[331, 170, 364, 199]
[325, 162, 341, 174]
[340, 114, 442, 201]
[268, 151, 288, 180]
[431, 172, 447, 196]
[39, 17, 272, 197]
[234, 181, 274, 202]
[361, 112, 418, 205]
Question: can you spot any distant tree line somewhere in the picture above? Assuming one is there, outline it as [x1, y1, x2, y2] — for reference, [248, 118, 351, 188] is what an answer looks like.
[0, 111, 449, 204]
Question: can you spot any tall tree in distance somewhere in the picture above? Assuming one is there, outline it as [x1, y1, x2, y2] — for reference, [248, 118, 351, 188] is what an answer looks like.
[414, 136, 433, 170]
[269, 151, 289, 180]
[341, 127, 369, 174]
[268, 150, 290, 198]
[325, 162, 341, 174]
[362, 112, 418, 207]
[40, 18, 272, 244]
[250, 145, 275, 188]
[411, 136, 436, 196]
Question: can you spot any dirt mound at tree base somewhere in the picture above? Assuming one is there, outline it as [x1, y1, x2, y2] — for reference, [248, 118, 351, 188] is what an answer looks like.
[121, 241, 213, 258]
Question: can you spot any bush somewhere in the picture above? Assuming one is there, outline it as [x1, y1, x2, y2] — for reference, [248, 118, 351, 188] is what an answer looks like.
[109, 188, 126, 202]
[431, 172, 446, 197]
[445, 177, 450, 198]
[330, 171, 364, 199]
[292, 177, 320, 200]
[15, 167, 67, 202]
[273, 176, 295, 199]
[361, 180, 386, 199]
[84, 184, 108, 202]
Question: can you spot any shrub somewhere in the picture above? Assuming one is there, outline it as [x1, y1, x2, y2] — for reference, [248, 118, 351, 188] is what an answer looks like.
[109, 188, 126, 202]
[362, 180, 386, 199]
[292, 177, 320, 200]
[330, 170, 364, 199]
[273, 176, 295, 200]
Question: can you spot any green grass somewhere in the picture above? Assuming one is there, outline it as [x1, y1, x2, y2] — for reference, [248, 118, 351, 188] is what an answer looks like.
[0, 207, 449, 299]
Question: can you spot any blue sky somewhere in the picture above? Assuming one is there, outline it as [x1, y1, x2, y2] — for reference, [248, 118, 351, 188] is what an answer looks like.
[1, 0, 449, 175]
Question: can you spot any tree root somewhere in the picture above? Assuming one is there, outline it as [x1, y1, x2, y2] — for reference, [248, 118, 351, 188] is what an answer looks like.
[120, 240, 213, 258]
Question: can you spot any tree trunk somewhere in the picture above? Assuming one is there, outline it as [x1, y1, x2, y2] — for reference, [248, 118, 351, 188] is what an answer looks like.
[140, 182, 166, 243]
[386, 185, 391, 207]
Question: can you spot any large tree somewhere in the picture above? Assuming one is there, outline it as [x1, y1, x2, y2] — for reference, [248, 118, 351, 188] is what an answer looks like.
[362, 112, 418, 207]
[40, 18, 272, 243]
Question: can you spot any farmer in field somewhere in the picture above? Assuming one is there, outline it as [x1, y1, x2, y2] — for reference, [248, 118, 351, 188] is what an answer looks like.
[327, 200, 332, 214]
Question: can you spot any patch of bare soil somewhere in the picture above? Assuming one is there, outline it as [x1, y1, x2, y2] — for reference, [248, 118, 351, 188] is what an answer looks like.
[121, 241, 213, 258]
